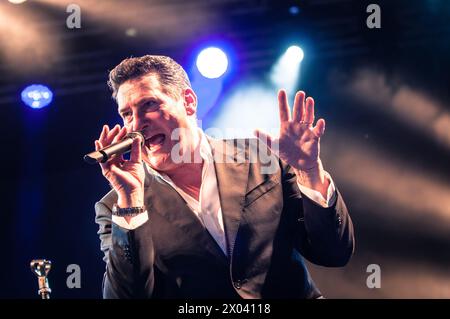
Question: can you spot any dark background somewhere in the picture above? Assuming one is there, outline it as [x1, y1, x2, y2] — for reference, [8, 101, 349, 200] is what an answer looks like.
[0, 0, 449, 298]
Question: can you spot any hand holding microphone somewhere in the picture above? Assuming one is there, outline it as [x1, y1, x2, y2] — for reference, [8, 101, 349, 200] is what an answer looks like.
[84, 129, 145, 165]
[90, 125, 146, 208]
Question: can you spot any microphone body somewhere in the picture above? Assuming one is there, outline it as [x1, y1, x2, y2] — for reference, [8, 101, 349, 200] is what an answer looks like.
[84, 131, 145, 164]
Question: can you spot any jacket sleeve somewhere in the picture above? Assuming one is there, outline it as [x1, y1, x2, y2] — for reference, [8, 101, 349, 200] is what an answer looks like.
[281, 161, 355, 267]
[95, 200, 155, 298]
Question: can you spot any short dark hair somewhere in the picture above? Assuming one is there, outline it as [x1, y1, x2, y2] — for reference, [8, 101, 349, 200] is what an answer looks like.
[107, 55, 192, 100]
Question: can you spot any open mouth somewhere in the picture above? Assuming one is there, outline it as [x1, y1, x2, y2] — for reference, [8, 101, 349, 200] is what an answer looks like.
[145, 133, 166, 150]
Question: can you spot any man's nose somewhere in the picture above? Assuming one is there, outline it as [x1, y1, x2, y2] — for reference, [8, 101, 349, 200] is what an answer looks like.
[131, 117, 149, 134]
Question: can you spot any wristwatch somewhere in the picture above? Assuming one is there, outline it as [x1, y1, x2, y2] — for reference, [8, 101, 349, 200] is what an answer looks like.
[112, 204, 146, 217]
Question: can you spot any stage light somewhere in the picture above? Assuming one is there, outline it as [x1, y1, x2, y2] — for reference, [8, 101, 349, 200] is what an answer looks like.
[270, 45, 304, 93]
[21, 84, 53, 109]
[289, 6, 300, 16]
[196, 47, 228, 79]
[8, 0, 27, 4]
[286, 45, 304, 63]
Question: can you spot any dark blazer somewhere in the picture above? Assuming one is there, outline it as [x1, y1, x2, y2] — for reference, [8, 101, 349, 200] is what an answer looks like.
[95, 137, 354, 299]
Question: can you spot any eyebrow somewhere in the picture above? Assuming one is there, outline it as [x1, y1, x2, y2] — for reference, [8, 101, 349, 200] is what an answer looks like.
[136, 96, 157, 106]
[118, 96, 156, 114]
[118, 107, 130, 115]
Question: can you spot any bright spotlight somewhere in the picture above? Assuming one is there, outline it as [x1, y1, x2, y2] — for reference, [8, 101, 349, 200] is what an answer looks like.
[270, 45, 304, 92]
[286, 46, 304, 63]
[8, 0, 27, 4]
[21, 84, 53, 109]
[196, 47, 228, 79]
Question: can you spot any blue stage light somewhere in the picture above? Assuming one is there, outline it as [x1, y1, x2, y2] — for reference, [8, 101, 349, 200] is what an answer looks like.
[196, 47, 229, 79]
[289, 6, 300, 16]
[270, 45, 304, 92]
[286, 46, 304, 63]
[21, 84, 53, 109]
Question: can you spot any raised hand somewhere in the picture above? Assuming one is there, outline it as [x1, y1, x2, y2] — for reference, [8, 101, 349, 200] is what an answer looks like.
[255, 89, 329, 195]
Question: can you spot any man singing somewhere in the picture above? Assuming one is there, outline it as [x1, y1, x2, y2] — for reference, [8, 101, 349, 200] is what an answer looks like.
[94, 55, 354, 298]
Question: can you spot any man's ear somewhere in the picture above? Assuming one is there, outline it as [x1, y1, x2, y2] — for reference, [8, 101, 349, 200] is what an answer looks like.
[184, 88, 197, 116]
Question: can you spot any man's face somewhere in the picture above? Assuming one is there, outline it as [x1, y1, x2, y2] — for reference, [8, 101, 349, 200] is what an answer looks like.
[116, 73, 198, 172]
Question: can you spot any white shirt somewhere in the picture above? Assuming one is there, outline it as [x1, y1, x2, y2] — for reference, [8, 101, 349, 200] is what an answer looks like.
[112, 132, 337, 256]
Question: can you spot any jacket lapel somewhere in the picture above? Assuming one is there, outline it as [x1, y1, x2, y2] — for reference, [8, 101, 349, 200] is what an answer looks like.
[207, 137, 249, 257]
[143, 162, 229, 262]
[142, 136, 250, 260]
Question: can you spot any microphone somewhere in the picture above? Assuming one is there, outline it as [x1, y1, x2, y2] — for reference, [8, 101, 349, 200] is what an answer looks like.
[83, 131, 145, 164]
